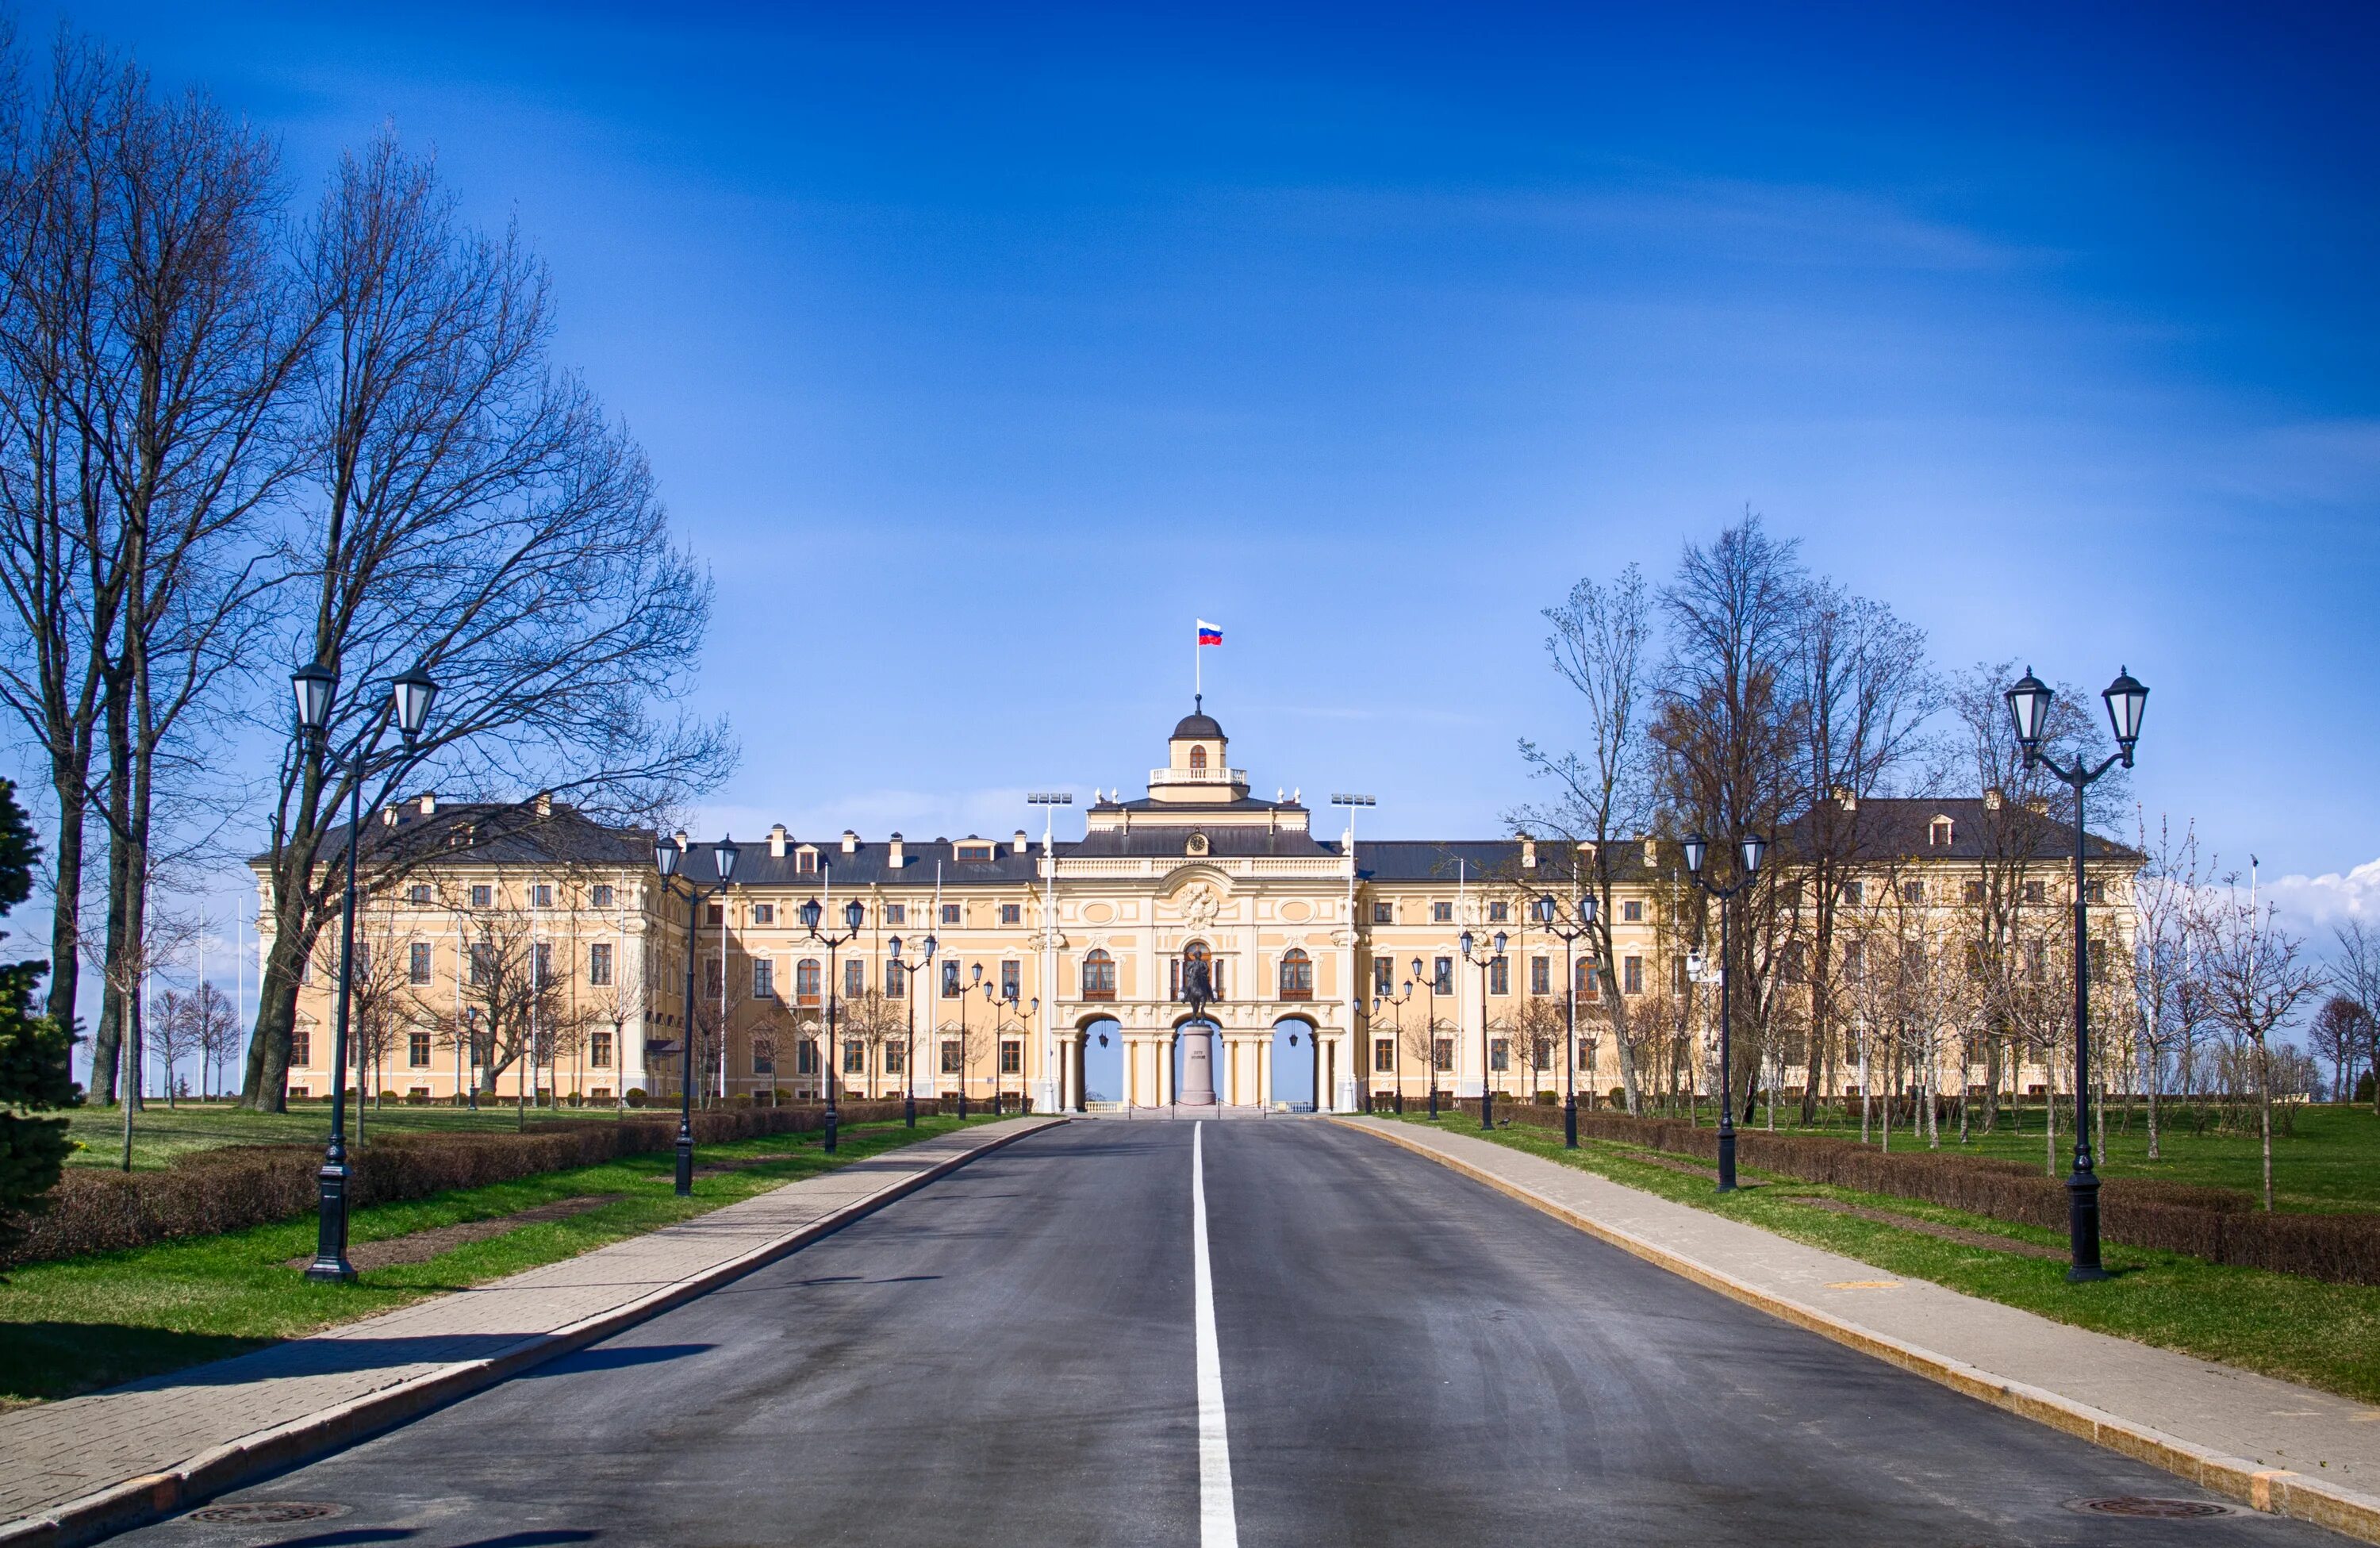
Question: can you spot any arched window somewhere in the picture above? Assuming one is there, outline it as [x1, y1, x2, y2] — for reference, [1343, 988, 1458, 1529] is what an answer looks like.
[1189, 745, 1208, 772]
[1082, 949, 1116, 1000]
[1175, 939, 1219, 1001]
[795, 958, 821, 1005]
[1279, 947, 1313, 1000]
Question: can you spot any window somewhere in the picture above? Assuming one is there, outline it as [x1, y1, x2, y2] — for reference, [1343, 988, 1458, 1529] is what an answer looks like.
[1964, 943, 1985, 980]
[408, 883, 433, 905]
[1000, 903, 1022, 925]
[1373, 955, 1394, 994]
[2088, 938, 2108, 974]
[1622, 955, 1643, 995]
[942, 904, 962, 925]
[532, 884, 553, 908]
[845, 958, 865, 1000]
[1374, 1038, 1394, 1072]
[1673, 957, 1688, 993]
[290, 1028, 312, 1066]
[408, 1031, 432, 1068]
[1488, 956, 1510, 996]
[1432, 901, 1453, 924]
[751, 903, 774, 925]
[1489, 1038, 1510, 1072]
[2085, 879, 2106, 904]
[941, 1039, 962, 1074]
[885, 1042, 905, 1074]
[754, 959, 775, 999]
[706, 902, 724, 924]
[1930, 816, 1954, 847]
[592, 884, 614, 909]
[1279, 948, 1313, 1000]
[354, 942, 372, 980]
[590, 1030, 612, 1068]
[795, 958, 820, 1005]
[533, 942, 552, 988]
[885, 903, 906, 926]
[942, 960, 962, 997]
[885, 961, 907, 998]
[1841, 881, 1863, 907]
[1964, 880, 1986, 905]
[2025, 940, 2046, 982]
[1432, 957, 1453, 994]
[589, 942, 612, 986]
[797, 847, 817, 874]
[1001, 959, 1021, 1000]
[1083, 950, 1116, 1000]
[1531, 1038, 1551, 1072]
[470, 884, 493, 908]
[1530, 957, 1549, 996]
[1622, 900, 1643, 923]
[409, 942, 432, 985]
[957, 842, 995, 862]
[797, 1040, 819, 1075]
[1372, 901, 1393, 924]
[1488, 900, 1509, 923]
[704, 958, 724, 997]
[2023, 880, 2046, 905]
[1000, 1040, 1022, 1074]
[1189, 745, 1208, 772]
[845, 1040, 865, 1074]
[1576, 1039, 1595, 1070]
[470, 942, 495, 986]
[1901, 881, 1925, 905]
[1433, 1038, 1453, 1072]
[754, 1045, 774, 1075]
[1576, 957, 1599, 997]
[1780, 941, 1806, 983]
[1841, 941, 1865, 982]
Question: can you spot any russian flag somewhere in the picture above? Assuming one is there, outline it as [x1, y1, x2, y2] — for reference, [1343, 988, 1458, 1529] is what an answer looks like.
[1196, 620, 1223, 646]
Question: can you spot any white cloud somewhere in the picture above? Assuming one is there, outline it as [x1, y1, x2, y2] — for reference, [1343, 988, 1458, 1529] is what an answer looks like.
[2263, 856, 2380, 926]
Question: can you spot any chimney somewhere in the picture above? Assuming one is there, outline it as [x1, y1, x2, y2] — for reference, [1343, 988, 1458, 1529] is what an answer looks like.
[1983, 787, 2003, 812]
[417, 792, 436, 816]
[1643, 836, 1657, 867]
[2025, 796, 2049, 816]
[1833, 786, 1856, 812]
[673, 829, 689, 852]
[1520, 835, 1537, 870]
[842, 829, 858, 855]
[533, 791, 552, 818]
[1012, 829, 1028, 855]
[380, 804, 398, 828]
[888, 832, 905, 868]
[769, 824, 788, 859]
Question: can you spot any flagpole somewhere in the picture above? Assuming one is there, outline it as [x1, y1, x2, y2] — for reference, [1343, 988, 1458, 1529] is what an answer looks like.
[1195, 625, 1201, 706]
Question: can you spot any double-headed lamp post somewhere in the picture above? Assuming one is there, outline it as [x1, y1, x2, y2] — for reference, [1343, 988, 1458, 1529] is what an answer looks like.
[1374, 978, 1415, 1113]
[290, 659, 439, 1282]
[654, 833, 738, 1196]
[799, 893, 866, 1154]
[984, 981, 1038, 1114]
[886, 932, 935, 1127]
[1533, 890, 1599, 1150]
[1458, 928, 1507, 1132]
[955, 962, 984, 1116]
[2005, 665, 2148, 1284]
[1411, 956, 1443, 1119]
[1682, 829, 1767, 1194]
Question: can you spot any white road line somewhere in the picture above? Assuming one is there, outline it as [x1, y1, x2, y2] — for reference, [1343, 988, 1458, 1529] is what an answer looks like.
[1192, 1120, 1240, 1548]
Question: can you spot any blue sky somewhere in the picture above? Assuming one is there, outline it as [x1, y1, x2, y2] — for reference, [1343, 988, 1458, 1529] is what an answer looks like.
[31, 2, 2380, 981]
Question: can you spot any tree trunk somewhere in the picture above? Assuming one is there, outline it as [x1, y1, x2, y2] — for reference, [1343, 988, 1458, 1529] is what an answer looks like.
[44, 770, 87, 1046]
[2257, 1034, 2274, 1212]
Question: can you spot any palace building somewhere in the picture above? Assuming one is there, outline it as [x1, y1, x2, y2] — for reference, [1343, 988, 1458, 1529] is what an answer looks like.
[255, 705, 2141, 1116]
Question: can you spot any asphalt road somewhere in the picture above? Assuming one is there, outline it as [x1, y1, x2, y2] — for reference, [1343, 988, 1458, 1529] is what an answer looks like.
[120, 1120, 2342, 1548]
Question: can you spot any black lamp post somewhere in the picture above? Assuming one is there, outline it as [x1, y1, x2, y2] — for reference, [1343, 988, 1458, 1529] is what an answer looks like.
[1534, 890, 1600, 1149]
[1374, 978, 1415, 1113]
[654, 832, 738, 1196]
[953, 962, 983, 1116]
[290, 659, 438, 1283]
[1459, 928, 1507, 1131]
[799, 889, 866, 1154]
[1411, 955, 1442, 1119]
[2005, 665, 2147, 1284]
[984, 982, 1038, 1115]
[1682, 829, 1767, 1193]
[887, 933, 935, 1127]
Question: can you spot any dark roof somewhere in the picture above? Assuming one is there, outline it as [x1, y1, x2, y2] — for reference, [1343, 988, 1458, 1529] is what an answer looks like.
[1172, 710, 1224, 740]
[262, 801, 650, 870]
[1098, 795, 1302, 814]
[1357, 840, 1630, 886]
[1070, 826, 1338, 859]
[1776, 797, 2139, 864]
[681, 835, 1042, 889]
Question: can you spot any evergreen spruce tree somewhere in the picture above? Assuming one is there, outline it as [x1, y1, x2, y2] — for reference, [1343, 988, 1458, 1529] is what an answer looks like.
[0, 778, 78, 1256]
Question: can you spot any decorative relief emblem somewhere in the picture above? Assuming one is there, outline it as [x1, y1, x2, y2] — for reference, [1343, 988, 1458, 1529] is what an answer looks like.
[1180, 883, 1220, 931]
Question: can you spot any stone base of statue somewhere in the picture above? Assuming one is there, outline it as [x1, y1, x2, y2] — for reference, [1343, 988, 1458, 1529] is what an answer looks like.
[1179, 1026, 1217, 1105]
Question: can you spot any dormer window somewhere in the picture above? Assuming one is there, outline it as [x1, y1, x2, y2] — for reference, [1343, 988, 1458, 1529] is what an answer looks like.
[1929, 816, 1955, 847]
[795, 846, 818, 874]
[956, 841, 996, 863]
[1189, 745, 1208, 773]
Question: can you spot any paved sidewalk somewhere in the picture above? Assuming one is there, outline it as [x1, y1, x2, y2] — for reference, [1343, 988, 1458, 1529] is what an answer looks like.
[0, 1116, 1059, 1545]
[1342, 1116, 2380, 1543]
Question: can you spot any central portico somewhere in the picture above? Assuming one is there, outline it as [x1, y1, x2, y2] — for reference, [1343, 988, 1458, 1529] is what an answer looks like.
[1047, 701, 1357, 1112]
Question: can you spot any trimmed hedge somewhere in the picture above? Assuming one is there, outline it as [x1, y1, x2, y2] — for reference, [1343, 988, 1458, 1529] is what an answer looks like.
[1445, 1098, 2380, 1287]
[2, 1101, 914, 1268]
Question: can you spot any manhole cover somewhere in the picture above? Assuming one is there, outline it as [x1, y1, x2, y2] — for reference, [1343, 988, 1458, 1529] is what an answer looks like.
[186, 1501, 351, 1524]
[2065, 1496, 2238, 1519]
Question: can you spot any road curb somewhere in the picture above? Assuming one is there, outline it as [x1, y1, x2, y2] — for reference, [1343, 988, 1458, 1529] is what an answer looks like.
[1336, 1116, 2380, 1546]
[0, 1116, 1065, 1548]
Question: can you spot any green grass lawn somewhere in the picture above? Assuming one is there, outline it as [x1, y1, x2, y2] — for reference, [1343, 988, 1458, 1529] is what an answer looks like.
[1568, 1099, 2380, 1214]
[2, 1116, 984, 1408]
[1397, 1113, 2380, 1407]
[63, 1097, 647, 1171]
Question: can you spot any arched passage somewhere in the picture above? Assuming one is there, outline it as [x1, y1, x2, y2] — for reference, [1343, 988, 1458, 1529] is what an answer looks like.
[1271, 1016, 1318, 1111]
[1078, 1016, 1122, 1108]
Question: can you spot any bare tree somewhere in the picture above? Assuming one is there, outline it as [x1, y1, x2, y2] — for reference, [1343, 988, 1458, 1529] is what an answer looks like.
[242, 132, 729, 1109]
[2127, 815, 2205, 1159]
[191, 978, 238, 1097]
[150, 986, 208, 1106]
[2198, 882, 2323, 1211]
[415, 892, 570, 1124]
[2308, 995, 2371, 1108]
[2334, 920, 2380, 1116]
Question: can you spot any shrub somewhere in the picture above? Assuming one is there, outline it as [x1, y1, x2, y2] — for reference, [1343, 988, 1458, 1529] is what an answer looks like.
[624, 1088, 648, 1108]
